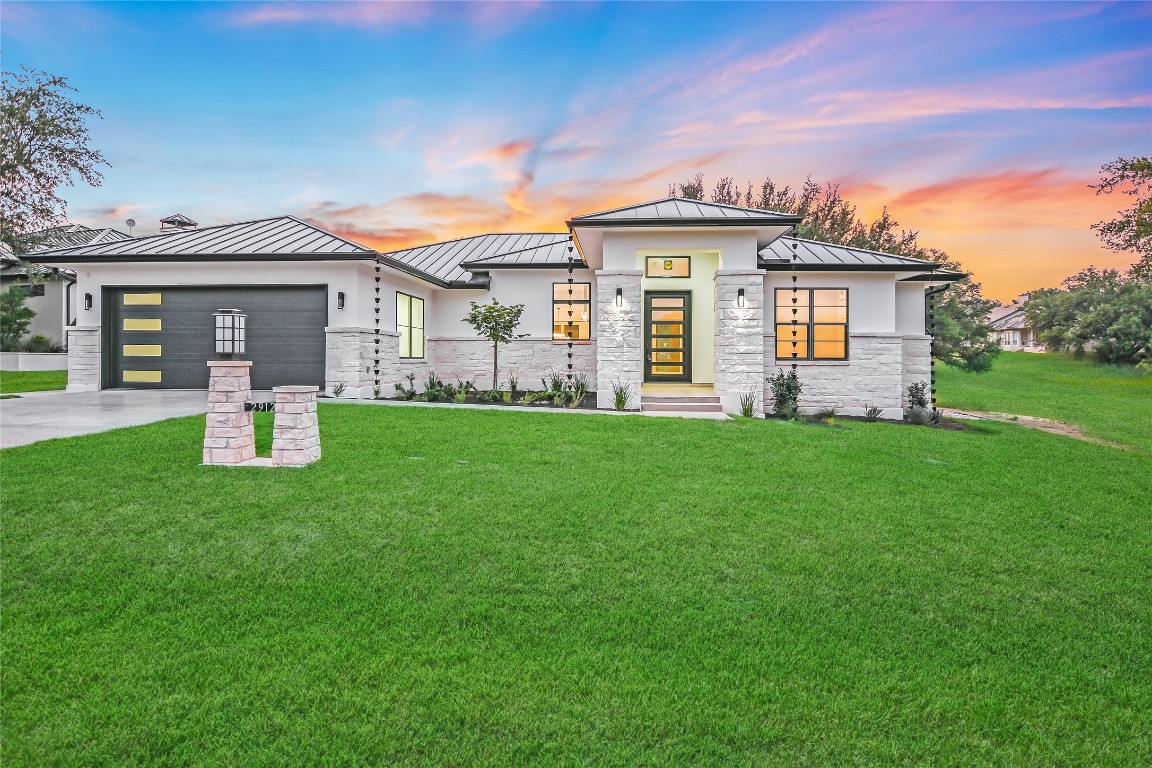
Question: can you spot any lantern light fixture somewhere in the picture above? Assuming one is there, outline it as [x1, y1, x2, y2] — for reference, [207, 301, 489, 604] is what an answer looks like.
[213, 308, 246, 357]
[737, 288, 746, 308]
[83, 293, 92, 311]
[337, 291, 345, 310]
[615, 287, 623, 307]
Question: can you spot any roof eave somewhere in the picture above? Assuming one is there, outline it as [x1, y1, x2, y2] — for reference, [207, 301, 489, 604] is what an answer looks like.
[566, 216, 802, 229]
[759, 260, 947, 273]
[458, 260, 589, 270]
[27, 252, 379, 265]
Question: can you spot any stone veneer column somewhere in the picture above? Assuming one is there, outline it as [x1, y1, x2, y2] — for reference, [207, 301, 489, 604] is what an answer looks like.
[595, 270, 643, 410]
[203, 361, 256, 465]
[714, 271, 765, 415]
[66, 326, 101, 392]
[271, 386, 321, 466]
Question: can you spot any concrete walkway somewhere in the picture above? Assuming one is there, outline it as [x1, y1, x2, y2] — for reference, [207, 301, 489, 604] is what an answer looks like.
[0, 390, 209, 449]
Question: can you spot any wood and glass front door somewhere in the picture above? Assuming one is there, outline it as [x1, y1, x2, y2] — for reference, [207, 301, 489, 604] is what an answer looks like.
[644, 292, 691, 382]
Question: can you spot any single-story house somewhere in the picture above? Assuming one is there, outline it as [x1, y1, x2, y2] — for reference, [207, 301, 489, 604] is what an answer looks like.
[28, 197, 960, 416]
[989, 295, 1044, 352]
[1, 224, 132, 348]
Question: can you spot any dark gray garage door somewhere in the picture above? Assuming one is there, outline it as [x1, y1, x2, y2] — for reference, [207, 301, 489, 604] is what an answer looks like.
[104, 285, 327, 390]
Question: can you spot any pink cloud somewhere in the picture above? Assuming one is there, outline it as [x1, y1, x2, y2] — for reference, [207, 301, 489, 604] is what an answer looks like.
[229, 0, 541, 31]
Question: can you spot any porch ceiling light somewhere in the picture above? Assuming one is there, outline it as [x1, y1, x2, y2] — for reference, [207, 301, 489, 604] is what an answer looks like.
[737, 288, 746, 308]
[615, 287, 623, 307]
[214, 308, 246, 357]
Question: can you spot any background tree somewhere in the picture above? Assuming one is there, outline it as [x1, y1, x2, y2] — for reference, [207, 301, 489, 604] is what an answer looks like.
[463, 299, 527, 390]
[1, 66, 109, 256]
[0, 286, 36, 351]
[1026, 267, 1152, 365]
[1090, 156, 1151, 280]
[669, 173, 999, 371]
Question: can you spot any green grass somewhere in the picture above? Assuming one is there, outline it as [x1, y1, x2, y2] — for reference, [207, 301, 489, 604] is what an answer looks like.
[936, 351, 1152, 451]
[0, 369, 67, 394]
[3, 405, 1149, 765]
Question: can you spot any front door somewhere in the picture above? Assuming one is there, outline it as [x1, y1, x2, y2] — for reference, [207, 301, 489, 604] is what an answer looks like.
[644, 291, 691, 382]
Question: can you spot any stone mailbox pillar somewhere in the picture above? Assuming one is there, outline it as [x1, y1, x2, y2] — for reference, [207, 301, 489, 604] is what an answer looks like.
[271, 386, 321, 466]
[203, 360, 256, 465]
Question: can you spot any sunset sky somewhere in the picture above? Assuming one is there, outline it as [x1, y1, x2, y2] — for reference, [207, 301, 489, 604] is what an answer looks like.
[4, 0, 1149, 301]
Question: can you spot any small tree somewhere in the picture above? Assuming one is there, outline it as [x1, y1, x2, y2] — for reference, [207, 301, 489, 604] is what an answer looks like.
[0, 286, 36, 351]
[1090, 156, 1151, 279]
[463, 299, 527, 390]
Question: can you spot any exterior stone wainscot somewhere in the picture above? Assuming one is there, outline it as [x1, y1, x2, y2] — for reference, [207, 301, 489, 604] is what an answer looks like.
[271, 386, 321, 466]
[763, 333, 906, 420]
[203, 360, 257, 464]
[595, 270, 643, 410]
[66, 326, 101, 392]
[714, 270, 765, 415]
[325, 326, 400, 399]
[427, 337, 597, 392]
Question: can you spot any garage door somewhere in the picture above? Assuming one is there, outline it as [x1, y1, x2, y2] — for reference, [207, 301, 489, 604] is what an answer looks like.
[105, 286, 327, 390]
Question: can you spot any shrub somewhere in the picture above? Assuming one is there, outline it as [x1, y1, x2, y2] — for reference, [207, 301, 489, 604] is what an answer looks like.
[570, 372, 588, 407]
[453, 390, 469, 404]
[331, 382, 346, 398]
[738, 389, 758, 418]
[815, 406, 838, 421]
[502, 391, 514, 404]
[864, 405, 882, 422]
[395, 373, 417, 400]
[906, 406, 932, 425]
[907, 381, 930, 410]
[521, 391, 539, 405]
[507, 373, 519, 396]
[542, 370, 565, 394]
[456, 378, 475, 396]
[612, 380, 633, 411]
[767, 368, 802, 416]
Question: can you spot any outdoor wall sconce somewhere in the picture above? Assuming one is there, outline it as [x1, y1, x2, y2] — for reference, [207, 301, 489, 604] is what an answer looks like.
[615, 287, 623, 307]
[737, 288, 746, 308]
[213, 308, 246, 357]
[83, 293, 92, 310]
[337, 291, 345, 310]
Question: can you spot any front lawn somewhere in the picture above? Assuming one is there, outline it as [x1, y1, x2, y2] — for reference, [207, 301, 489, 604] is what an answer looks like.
[3, 405, 1150, 765]
[936, 351, 1152, 451]
[0, 369, 67, 394]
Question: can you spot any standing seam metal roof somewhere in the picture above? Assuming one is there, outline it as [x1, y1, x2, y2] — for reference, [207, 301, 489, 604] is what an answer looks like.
[759, 236, 947, 269]
[381, 233, 571, 284]
[569, 197, 800, 223]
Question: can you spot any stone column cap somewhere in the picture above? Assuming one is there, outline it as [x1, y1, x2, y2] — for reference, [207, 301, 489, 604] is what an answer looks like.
[273, 385, 320, 393]
[67, 326, 100, 332]
[208, 360, 254, 368]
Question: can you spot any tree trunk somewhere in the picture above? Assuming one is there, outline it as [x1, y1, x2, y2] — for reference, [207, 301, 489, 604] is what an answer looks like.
[492, 341, 498, 391]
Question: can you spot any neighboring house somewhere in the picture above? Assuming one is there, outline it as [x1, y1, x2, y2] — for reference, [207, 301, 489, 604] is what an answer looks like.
[29, 198, 960, 417]
[989, 295, 1044, 352]
[1, 224, 132, 347]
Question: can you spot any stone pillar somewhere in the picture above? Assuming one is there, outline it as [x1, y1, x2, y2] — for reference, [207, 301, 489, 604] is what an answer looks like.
[714, 271, 765, 415]
[203, 361, 256, 465]
[271, 386, 321, 466]
[595, 270, 643, 410]
[66, 326, 101, 392]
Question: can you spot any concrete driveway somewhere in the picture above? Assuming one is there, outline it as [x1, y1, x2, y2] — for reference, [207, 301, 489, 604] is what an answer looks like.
[0, 390, 209, 449]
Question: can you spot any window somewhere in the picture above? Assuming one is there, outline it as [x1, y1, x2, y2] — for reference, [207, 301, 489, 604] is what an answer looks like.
[645, 256, 690, 278]
[397, 292, 424, 358]
[774, 288, 848, 360]
[553, 282, 591, 340]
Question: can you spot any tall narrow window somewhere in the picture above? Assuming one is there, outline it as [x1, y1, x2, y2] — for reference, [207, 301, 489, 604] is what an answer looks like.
[553, 282, 591, 340]
[774, 288, 848, 360]
[397, 292, 425, 358]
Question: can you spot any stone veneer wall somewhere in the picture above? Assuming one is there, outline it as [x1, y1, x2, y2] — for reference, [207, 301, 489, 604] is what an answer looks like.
[714, 271, 765, 415]
[595, 271, 643, 410]
[66, 326, 101, 392]
[427, 338, 597, 391]
[901, 335, 932, 408]
[764, 333, 906, 419]
[324, 327, 399, 399]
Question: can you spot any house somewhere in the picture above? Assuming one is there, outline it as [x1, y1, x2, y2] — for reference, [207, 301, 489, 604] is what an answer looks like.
[27, 198, 960, 417]
[1, 224, 132, 348]
[989, 295, 1044, 352]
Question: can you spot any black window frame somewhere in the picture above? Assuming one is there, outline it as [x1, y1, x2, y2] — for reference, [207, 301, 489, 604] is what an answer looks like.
[774, 287, 849, 361]
[397, 291, 425, 359]
[552, 281, 591, 341]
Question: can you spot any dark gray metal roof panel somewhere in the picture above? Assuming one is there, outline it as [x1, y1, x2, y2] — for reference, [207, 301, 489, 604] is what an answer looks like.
[381, 232, 570, 283]
[28, 216, 377, 262]
[760, 236, 947, 270]
[569, 197, 799, 225]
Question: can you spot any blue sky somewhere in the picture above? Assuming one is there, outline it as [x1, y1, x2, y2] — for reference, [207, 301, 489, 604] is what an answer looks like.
[3, 0, 1149, 300]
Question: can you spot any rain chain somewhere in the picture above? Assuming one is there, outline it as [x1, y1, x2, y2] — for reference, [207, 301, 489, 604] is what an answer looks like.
[928, 287, 938, 418]
[789, 240, 800, 370]
[373, 264, 382, 396]
[565, 238, 576, 382]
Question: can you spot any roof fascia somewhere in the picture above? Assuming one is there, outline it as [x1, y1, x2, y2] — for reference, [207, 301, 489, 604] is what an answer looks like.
[566, 216, 802, 229]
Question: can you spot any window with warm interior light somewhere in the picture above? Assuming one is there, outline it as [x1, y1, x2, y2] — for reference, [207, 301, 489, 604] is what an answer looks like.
[397, 292, 425, 358]
[645, 256, 691, 278]
[553, 282, 591, 340]
[774, 288, 848, 360]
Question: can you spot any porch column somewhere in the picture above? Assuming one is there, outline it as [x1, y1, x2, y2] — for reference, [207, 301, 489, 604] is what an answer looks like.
[714, 270, 765, 415]
[595, 270, 643, 410]
[65, 326, 101, 392]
